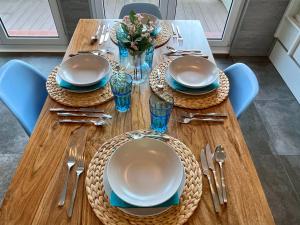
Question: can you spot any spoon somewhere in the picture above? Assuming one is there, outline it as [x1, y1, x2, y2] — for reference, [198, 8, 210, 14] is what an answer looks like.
[215, 145, 227, 203]
[178, 117, 225, 124]
[128, 132, 170, 141]
[166, 46, 201, 53]
[58, 119, 107, 126]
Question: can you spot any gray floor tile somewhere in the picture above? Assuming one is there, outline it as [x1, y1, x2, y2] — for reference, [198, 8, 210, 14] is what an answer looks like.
[0, 154, 22, 195]
[239, 103, 274, 155]
[0, 103, 28, 154]
[252, 154, 300, 225]
[280, 156, 300, 200]
[255, 100, 300, 155]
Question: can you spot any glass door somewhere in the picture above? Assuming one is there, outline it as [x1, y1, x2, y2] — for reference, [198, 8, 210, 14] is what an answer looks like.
[167, 0, 245, 47]
[0, 0, 67, 48]
[91, 0, 168, 19]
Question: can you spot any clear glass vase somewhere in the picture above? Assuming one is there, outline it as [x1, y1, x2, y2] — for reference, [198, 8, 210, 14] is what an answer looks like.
[126, 51, 150, 84]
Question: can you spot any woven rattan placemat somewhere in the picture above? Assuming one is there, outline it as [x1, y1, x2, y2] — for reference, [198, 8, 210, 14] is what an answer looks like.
[86, 130, 202, 225]
[149, 60, 230, 109]
[46, 59, 123, 107]
[110, 21, 172, 48]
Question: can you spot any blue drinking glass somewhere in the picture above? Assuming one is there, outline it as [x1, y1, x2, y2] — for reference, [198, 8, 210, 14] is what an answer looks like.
[149, 94, 174, 133]
[116, 27, 128, 59]
[110, 73, 133, 112]
[145, 45, 154, 69]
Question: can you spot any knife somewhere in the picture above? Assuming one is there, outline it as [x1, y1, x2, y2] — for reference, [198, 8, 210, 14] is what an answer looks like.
[206, 144, 224, 205]
[99, 24, 106, 45]
[57, 112, 112, 119]
[200, 149, 221, 213]
[50, 108, 104, 113]
[104, 24, 110, 42]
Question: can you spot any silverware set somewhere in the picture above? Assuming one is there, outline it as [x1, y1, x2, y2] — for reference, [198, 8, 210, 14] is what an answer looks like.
[69, 49, 112, 57]
[90, 23, 110, 45]
[58, 146, 85, 218]
[177, 112, 228, 124]
[50, 108, 111, 126]
[171, 23, 183, 42]
[200, 144, 227, 213]
[164, 45, 208, 58]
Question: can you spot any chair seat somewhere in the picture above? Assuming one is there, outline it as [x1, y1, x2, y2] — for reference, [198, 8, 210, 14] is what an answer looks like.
[224, 63, 259, 118]
[0, 60, 47, 136]
[119, 3, 162, 19]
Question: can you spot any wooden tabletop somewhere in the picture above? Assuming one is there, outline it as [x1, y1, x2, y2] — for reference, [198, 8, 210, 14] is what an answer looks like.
[0, 19, 275, 225]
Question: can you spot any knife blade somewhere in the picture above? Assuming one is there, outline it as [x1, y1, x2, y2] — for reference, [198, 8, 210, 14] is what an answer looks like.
[200, 149, 221, 213]
[50, 108, 104, 113]
[104, 24, 110, 42]
[57, 112, 112, 119]
[99, 24, 106, 45]
[206, 144, 224, 204]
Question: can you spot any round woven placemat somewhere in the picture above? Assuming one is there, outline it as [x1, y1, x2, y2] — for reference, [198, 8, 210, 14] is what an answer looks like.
[86, 130, 202, 225]
[110, 21, 172, 48]
[46, 59, 122, 107]
[149, 60, 230, 109]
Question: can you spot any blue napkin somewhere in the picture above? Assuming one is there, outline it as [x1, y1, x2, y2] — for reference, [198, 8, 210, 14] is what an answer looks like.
[110, 191, 180, 208]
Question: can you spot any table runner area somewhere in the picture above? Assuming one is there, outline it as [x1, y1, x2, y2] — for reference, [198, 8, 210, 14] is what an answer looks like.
[110, 21, 172, 48]
[149, 60, 230, 109]
[86, 130, 202, 225]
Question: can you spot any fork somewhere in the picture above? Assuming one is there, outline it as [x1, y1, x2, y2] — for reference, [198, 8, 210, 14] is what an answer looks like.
[177, 117, 225, 124]
[67, 153, 85, 218]
[176, 26, 183, 41]
[58, 147, 76, 206]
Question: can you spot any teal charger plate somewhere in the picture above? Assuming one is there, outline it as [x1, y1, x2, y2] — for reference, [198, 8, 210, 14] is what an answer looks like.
[56, 72, 110, 93]
[165, 70, 220, 95]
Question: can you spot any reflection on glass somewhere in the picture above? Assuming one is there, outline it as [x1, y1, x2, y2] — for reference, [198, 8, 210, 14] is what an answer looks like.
[175, 0, 233, 39]
[0, 0, 58, 37]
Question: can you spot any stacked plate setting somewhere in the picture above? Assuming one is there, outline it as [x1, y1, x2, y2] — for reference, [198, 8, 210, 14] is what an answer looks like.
[56, 54, 111, 93]
[103, 138, 185, 217]
[166, 55, 220, 95]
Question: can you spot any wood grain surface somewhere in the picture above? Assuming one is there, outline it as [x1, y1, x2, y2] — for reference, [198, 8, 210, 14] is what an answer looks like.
[0, 19, 275, 225]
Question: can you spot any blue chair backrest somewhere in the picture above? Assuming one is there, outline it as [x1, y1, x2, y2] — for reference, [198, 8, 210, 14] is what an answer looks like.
[119, 3, 162, 19]
[0, 60, 47, 136]
[224, 63, 259, 118]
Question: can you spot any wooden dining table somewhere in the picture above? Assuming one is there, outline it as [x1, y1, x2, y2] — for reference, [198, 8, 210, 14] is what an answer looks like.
[0, 19, 275, 225]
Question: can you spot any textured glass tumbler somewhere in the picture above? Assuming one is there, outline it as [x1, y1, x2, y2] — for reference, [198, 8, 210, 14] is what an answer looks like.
[149, 94, 174, 133]
[110, 73, 133, 112]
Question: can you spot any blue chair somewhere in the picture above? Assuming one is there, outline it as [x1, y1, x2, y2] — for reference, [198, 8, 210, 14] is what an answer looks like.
[0, 60, 47, 136]
[224, 63, 259, 118]
[119, 3, 162, 19]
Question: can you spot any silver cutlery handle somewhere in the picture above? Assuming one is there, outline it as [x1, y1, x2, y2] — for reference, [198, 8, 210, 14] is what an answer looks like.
[207, 175, 221, 212]
[145, 134, 170, 141]
[58, 166, 71, 206]
[99, 25, 106, 45]
[194, 113, 228, 117]
[176, 26, 182, 38]
[171, 23, 176, 36]
[67, 173, 80, 218]
[50, 108, 104, 113]
[220, 163, 227, 203]
[59, 119, 93, 124]
[191, 118, 224, 122]
[213, 170, 224, 204]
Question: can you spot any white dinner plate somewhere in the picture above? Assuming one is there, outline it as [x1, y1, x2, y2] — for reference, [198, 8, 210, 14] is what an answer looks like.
[103, 164, 186, 217]
[57, 54, 110, 87]
[168, 55, 219, 89]
[107, 138, 183, 207]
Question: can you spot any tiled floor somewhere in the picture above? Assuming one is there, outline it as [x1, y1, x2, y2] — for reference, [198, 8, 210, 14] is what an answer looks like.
[0, 54, 299, 225]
